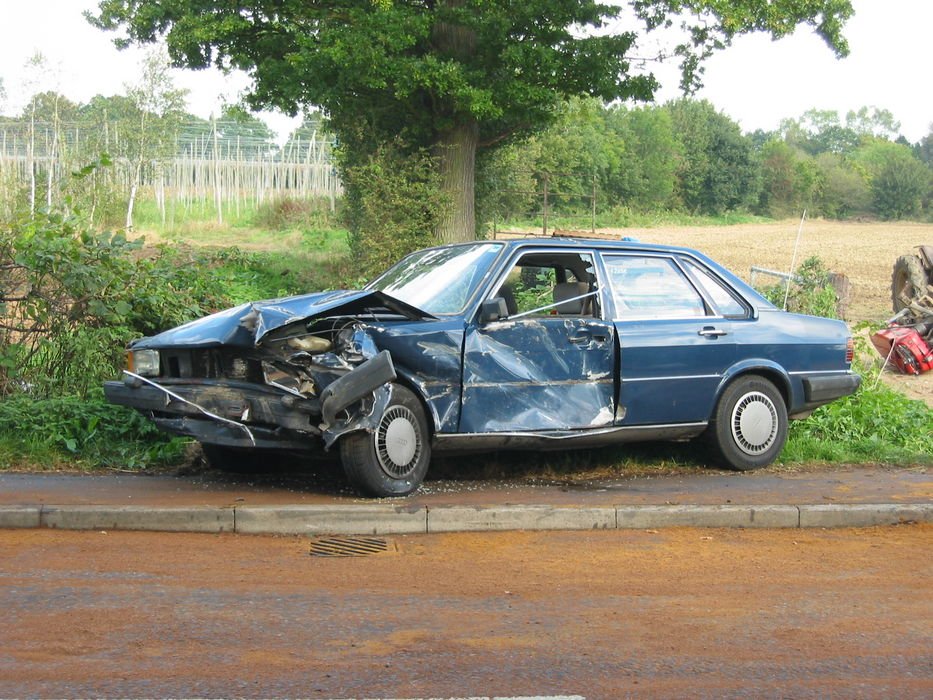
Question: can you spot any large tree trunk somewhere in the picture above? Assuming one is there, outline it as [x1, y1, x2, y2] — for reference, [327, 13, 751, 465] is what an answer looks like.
[434, 120, 478, 243]
[432, 3, 478, 244]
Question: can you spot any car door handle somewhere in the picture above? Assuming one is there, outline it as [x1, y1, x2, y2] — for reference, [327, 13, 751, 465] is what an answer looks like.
[570, 329, 609, 345]
[698, 327, 728, 338]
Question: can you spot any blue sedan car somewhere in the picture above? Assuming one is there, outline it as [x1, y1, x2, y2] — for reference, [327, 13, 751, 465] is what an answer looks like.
[105, 238, 860, 496]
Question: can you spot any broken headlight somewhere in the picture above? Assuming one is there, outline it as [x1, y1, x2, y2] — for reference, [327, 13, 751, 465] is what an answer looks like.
[127, 349, 160, 377]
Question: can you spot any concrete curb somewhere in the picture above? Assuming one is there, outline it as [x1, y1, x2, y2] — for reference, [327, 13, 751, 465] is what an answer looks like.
[798, 503, 932, 528]
[0, 506, 41, 529]
[236, 504, 428, 536]
[427, 505, 616, 533]
[0, 502, 930, 535]
[38, 505, 235, 533]
[616, 504, 800, 529]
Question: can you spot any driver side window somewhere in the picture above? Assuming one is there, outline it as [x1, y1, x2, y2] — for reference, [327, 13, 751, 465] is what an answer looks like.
[492, 252, 599, 318]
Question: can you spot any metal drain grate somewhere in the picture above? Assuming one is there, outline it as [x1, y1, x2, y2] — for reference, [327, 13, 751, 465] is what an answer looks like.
[309, 536, 390, 557]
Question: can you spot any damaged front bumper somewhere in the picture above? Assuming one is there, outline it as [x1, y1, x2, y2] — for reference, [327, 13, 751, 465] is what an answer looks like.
[104, 350, 398, 451]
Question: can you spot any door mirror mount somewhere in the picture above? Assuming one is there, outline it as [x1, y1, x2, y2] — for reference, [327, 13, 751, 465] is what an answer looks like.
[479, 297, 509, 324]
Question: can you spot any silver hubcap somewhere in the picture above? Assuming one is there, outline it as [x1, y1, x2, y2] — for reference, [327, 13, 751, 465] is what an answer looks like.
[731, 391, 778, 456]
[376, 406, 421, 478]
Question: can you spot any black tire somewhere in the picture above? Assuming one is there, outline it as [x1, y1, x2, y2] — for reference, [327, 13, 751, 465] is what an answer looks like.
[200, 443, 277, 473]
[707, 375, 788, 471]
[339, 384, 431, 497]
[892, 254, 928, 311]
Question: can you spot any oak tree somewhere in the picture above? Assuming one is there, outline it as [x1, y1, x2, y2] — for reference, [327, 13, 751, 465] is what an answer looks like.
[90, 0, 853, 242]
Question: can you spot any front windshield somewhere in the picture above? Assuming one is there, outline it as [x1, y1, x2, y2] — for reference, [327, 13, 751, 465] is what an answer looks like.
[370, 243, 504, 314]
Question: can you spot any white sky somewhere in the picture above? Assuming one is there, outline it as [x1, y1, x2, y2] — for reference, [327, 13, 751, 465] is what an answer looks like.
[0, 0, 930, 142]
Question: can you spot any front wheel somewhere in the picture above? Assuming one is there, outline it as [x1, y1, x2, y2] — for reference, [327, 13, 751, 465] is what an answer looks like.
[707, 375, 788, 471]
[339, 384, 431, 497]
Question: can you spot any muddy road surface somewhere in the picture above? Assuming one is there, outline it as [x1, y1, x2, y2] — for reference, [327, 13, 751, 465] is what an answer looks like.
[1, 464, 929, 508]
[1, 525, 931, 698]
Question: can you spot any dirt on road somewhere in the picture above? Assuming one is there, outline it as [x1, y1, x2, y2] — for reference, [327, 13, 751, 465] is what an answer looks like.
[1, 525, 930, 698]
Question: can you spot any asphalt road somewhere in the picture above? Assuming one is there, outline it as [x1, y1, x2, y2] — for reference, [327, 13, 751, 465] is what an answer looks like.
[1, 525, 930, 698]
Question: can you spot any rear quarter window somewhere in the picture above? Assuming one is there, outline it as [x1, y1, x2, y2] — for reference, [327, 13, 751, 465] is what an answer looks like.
[681, 259, 750, 318]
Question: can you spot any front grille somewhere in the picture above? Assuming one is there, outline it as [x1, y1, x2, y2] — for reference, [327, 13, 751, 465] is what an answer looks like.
[160, 349, 262, 381]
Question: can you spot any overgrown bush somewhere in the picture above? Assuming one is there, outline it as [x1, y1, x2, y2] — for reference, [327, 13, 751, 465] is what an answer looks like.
[0, 200, 360, 470]
[342, 142, 448, 279]
[0, 207, 236, 397]
[758, 256, 839, 318]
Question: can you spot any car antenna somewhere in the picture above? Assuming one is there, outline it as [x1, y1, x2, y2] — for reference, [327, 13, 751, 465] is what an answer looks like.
[783, 209, 807, 311]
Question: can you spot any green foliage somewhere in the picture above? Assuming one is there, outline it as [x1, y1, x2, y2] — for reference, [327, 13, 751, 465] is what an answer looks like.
[785, 361, 933, 465]
[206, 243, 352, 304]
[813, 152, 872, 219]
[0, 206, 241, 397]
[870, 149, 931, 220]
[758, 256, 839, 318]
[0, 198, 356, 471]
[0, 391, 186, 469]
[759, 141, 808, 217]
[919, 126, 933, 168]
[91, 1, 656, 152]
[668, 99, 762, 215]
[780, 107, 899, 156]
[342, 143, 448, 279]
[475, 144, 541, 229]
[606, 105, 680, 210]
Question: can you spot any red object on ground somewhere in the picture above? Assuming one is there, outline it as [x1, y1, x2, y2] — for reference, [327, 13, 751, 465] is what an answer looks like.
[871, 326, 933, 375]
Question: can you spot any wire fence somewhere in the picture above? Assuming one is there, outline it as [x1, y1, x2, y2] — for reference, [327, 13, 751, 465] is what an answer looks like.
[0, 119, 342, 222]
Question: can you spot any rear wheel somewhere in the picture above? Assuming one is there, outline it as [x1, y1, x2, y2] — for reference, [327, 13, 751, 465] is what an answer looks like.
[892, 254, 928, 311]
[339, 384, 431, 497]
[707, 375, 788, 471]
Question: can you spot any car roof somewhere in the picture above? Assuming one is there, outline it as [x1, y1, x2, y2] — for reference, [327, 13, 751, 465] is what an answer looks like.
[480, 236, 774, 309]
[504, 236, 695, 253]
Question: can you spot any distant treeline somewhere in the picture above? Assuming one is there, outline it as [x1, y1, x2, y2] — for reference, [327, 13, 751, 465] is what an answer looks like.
[476, 99, 933, 225]
[1, 90, 931, 228]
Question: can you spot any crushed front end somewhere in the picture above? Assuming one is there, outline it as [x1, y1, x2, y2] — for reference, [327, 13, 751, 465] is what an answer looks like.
[104, 292, 418, 452]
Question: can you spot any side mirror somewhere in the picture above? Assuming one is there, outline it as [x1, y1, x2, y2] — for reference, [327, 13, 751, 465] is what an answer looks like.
[479, 297, 509, 324]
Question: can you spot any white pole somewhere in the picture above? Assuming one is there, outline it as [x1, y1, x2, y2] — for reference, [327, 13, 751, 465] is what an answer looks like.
[783, 209, 807, 311]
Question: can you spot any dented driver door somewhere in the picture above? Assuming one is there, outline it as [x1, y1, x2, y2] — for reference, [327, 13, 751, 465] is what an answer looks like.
[459, 250, 616, 433]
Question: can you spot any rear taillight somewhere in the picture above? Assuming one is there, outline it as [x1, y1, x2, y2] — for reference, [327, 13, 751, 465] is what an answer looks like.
[845, 337, 854, 364]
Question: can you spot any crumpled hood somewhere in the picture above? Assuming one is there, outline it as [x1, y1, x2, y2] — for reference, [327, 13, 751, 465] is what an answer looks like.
[132, 289, 432, 349]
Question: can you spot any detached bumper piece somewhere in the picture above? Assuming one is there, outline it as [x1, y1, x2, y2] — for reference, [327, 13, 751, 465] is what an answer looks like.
[320, 350, 397, 430]
[802, 373, 861, 405]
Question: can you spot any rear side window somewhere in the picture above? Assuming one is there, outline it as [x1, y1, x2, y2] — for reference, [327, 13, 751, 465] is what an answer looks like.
[682, 259, 749, 318]
[603, 255, 706, 319]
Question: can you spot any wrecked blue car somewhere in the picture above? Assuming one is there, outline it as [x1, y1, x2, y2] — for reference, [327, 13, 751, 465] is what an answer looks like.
[104, 238, 860, 496]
